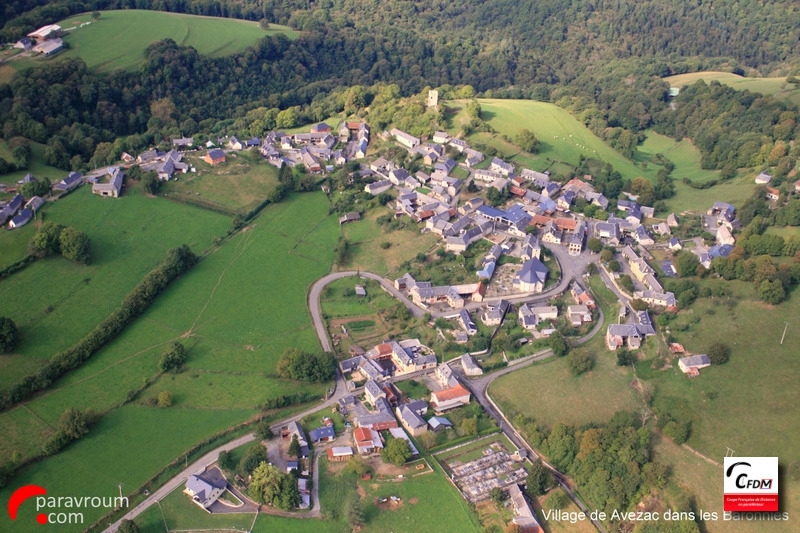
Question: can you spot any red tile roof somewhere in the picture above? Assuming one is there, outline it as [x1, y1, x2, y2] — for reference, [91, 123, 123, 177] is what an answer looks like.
[354, 427, 372, 443]
[432, 384, 470, 402]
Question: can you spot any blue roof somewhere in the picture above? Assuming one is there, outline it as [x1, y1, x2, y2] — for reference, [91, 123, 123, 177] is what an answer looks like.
[8, 194, 23, 211]
[477, 261, 496, 279]
[10, 208, 32, 228]
[477, 205, 505, 219]
[309, 426, 336, 442]
[428, 416, 453, 429]
[517, 258, 548, 284]
[708, 244, 734, 259]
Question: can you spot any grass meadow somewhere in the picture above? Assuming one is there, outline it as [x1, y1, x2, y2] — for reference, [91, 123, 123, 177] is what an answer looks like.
[0, 405, 253, 532]
[158, 484, 256, 531]
[0, 183, 229, 388]
[0, 192, 340, 528]
[36, 11, 295, 72]
[164, 150, 280, 213]
[665, 71, 800, 107]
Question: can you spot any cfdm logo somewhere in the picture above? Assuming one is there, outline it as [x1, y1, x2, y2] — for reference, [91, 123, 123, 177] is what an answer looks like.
[723, 457, 779, 512]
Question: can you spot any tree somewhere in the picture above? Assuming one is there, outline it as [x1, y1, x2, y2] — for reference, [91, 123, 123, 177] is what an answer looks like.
[516, 129, 540, 153]
[91, 11, 101, 21]
[550, 331, 569, 357]
[276, 107, 299, 129]
[58, 408, 92, 440]
[525, 459, 553, 496]
[276, 348, 336, 382]
[59, 227, 90, 264]
[587, 237, 603, 253]
[619, 275, 635, 293]
[142, 172, 161, 194]
[157, 391, 173, 407]
[239, 444, 267, 475]
[30, 222, 65, 257]
[758, 279, 785, 304]
[117, 520, 140, 533]
[600, 248, 614, 262]
[344, 492, 364, 528]
[567, 351, 593, 375]
[0, 317, 19, 353]
[616, 348, 635, 367]
[288, 434, 302, 459]
[259, 18, 271, 30]
[608, 260, 622, 272]
[548, 490, 568, 510]
[707, 343, 730, 365]
[630, 299, 648, 311]
[381, 437, 412, 466]
[255, 420, 274, 440]
[586, 262, 598, 275]
[20, 177, 51, 198]
[461, 416, 478, 436]
[334, 237, 350, 266]
[675, 251, 700, 277]
[662, 421, 689, 445]
[218, 450, 235, 471]
[490, 487, 508, 505]
[159, 343, 187, 373]
[248, 462, 283, 503]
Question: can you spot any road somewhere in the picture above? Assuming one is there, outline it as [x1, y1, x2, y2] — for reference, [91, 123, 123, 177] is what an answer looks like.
[107, 245, 605, 532]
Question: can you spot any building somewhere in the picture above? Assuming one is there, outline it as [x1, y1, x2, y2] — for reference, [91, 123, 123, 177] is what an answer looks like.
[9, 208, 33, 229]
[309, 426, 336, 443]
[339, 212, 361, 225]
[428, 416, 453, 432]
[678, 354, 711, 376]
[436, 363, 459, 389]
[518, 304, 558, 330]
[430, 384, 471, 413]
[390, 128, 421, 148]
[461, 353, 483, 376]
[354, 427, 383, 454]
[567, 305, 592, 327]
[755, 171, 772, 185]
[364, 179, 392, 195]
[520, 234, 541, 261]
[184, 474, 226, 512]
[716, 225, 735, 246]
[53, 172, 83, 192]
[327, 446, 354, 462]
[91, 168, 124, 198]
[204, 149, 226, 165]
[25, 196, 45, 213]
[508, 483, 543, 532]
[365, 379, 386, 405]
[281, 421, 309, 458]
[396, 405, 427, 437]
[482, 299, 510, 326]
[458, 309, 478, 335]
[514, 258, 548, 293]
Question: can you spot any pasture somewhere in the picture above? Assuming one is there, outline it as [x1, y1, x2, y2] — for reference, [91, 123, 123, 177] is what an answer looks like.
[158, 484, 256, 531]
[51, 11, 294, 72]
[0, 404, 254, 533]
[458, 99, 661, 183]
[164, 150, 280, 213]
[0, 192, 337, 488]
[0, 184, 229, 387]
[665, 71, 800, 107]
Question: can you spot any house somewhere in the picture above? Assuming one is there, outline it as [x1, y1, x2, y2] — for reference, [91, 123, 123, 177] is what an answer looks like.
[515, 258, 548, 293]
[430, 383, 471, 413]
[390, 128, 421, 148]
[508, 484, 544, 533]
[184, 474, 226, 511]
[91, 168, 124, 198]
[432, 131, 451, 144]
[635, 225, 655, 246]
[435, 363, 459, 389]
[490, 157, 514, 176]
[311, 122, 331, 133]
[461, 353, 483, 375]
[396, 405, 427, 436]
[606, 311, 656, 350]
[716, 225, 735, 246]
[25, 196, 45, 213]
[594, 221, 621, 245]
[661, 260, 678, 277]
[571, 284, 596, 309]
[14, 38, 32, 51]
[339, 212, 361, 225]
[424, 417, 453, 436]
[172, 137, 194, 148]
[27, 24, 62, 41]
[52, 172, 83, 192]
[309, 426, 336, 443]
[354, 427, 383, 454]
[766, 187, 780, 201]
[9, 208, 33, 229]
[652, 222, 671, 236]
[567, 305, 592, 327]
[458, 309, 478, 335]
[287, 461, 299, 473]
[365, 379, 386, 405]
[327, 446, 354, 462]
[282, 421, 309, 458]
[356, 397, 399, 430]
[204, 149, 226, 165]
[667, 213, 680, 227]
[755, 171, 772, 184]
[708, 201, 736, 223]
[364, 179, 392, 195]
[226, 136, 243, 150]
[678, 354, 711, 376]
[669, 237, 683, 251]
[635, 290, 677, 308]
[482, 299, 510, 326]
[568, 221, 585, 254]
[354, 285, 366, 297]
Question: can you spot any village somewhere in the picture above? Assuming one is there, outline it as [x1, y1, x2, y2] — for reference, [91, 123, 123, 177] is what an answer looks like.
[1, 90, 787, 533]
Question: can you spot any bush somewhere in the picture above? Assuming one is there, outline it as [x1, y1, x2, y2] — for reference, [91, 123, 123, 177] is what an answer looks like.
[707, 343, 730, 365]
[218, 450, 235, 471]
[0, 317, 19, 353]
[616, 349, 635, 366]
[159, 343, 187, 373]
[255, 420, 274, 440]
[276, 348, 336, 382]
[567, 351, 593, 375]
[662, 421, 689, 445]
[157, 391, 173, 407]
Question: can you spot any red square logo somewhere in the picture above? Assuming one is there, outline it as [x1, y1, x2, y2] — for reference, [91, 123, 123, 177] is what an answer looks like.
[723, 457, 779, 512]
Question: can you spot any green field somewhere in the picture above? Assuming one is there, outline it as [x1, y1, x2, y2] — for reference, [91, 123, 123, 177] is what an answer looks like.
[158, 484, 256, 531]
[0, 192, 339, 529]
[11, 10, 298, 73]
[0, 184, 229, 390]
[456, 99, 662, 183]
[163, 150, 280, 213]
[0, 405, 254, 532]
[665, 71, 800, 107]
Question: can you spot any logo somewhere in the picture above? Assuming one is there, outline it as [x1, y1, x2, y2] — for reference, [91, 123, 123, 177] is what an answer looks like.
[8, 485, 49, 524]
[723, 457, 779, 512]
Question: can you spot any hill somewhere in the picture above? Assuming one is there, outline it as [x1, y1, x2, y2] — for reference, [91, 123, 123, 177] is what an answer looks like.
[665, 72, 800, 107]
[13, 10, 297, 72]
